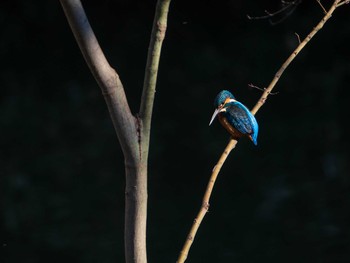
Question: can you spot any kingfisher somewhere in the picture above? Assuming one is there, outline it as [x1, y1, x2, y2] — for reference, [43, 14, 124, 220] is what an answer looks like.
[209, 90, 259, 145]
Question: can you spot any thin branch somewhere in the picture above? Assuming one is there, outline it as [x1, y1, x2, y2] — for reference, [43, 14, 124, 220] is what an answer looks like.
[247, 1, 300, 20]
[251, 0, 342, 115]
[317, 0, 327, 14]
[247, 0, 301, 25]
[177, 1, 345, 262]
[176, 139, 238, 263]
[337, 0, 350, 7]
[269, 4, 299, 25]
[248, 83, 280, 95]
[295, 32, 301, 44]
[59, 0, 138, 160]
[139, 0, 171, 159]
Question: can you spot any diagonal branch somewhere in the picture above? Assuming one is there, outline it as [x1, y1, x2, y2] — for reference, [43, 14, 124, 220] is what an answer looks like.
[251, 0, 343, 115]
[60, 0, 138, 160]
[177, 139, 238, 263]
[139, 0, 171, 158]
[177, 1, 346, 262]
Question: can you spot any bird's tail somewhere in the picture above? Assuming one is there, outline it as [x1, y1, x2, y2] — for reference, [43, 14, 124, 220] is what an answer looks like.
[249, 133, 258, 146]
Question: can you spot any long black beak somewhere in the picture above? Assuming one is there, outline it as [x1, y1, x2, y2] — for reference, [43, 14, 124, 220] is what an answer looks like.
[209, 108, 220, 126]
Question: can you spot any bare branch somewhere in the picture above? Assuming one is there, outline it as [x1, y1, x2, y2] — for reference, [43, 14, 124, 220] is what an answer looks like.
[59, 0, 138, 160]
[317, 0, 327, 14]
[295, 32, 301, 44]
[139, 0, 171, 159]
[248, 83, 279, 95]
[247, 0, 301, 25]
[177, 139, 238, 263]
[251, 0, 342, 115]
[337, 0, 350, 7]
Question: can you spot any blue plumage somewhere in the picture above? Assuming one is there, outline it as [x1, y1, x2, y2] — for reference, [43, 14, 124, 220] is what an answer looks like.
[209, 90, 259, 145]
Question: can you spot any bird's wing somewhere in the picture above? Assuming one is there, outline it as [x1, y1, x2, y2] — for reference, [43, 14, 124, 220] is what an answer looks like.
[225, 102, 258, 136]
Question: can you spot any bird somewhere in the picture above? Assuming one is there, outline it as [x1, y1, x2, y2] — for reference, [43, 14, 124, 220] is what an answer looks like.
[209, 90, 259, 145]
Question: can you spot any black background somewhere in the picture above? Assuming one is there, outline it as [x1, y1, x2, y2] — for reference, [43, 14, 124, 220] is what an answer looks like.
[1, 0, 350, 262]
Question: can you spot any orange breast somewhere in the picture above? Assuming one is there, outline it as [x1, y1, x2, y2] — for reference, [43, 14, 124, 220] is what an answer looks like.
[218, 114, 244, 140]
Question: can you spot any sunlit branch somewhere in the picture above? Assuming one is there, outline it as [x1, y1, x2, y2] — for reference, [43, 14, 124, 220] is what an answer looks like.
[177, 1, 346, 262]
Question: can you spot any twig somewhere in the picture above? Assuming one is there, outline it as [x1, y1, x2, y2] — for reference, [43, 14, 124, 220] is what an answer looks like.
[247, 0, 301, 25]
[317, 0, 327, 14]
[269, 3, 300, 25]
[337, 0, 350, 7]
[177, 1, 345, 262]
[295, 32, 301, 44]
[248, 83, 279, 95]
[247, 0, 300, 20]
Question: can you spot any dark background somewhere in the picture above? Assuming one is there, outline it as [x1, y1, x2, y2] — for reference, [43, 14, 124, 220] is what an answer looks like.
[1, 0, 350, 262]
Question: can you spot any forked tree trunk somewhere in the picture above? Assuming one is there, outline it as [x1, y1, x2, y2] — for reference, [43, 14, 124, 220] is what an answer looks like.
[60, 0, 170, 262]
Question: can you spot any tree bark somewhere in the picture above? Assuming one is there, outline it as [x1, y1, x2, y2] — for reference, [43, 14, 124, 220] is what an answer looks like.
[125, 158, 148, 263]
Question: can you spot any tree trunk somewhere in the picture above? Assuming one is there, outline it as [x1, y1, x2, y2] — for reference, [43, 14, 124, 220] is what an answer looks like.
[125, 157, 148, 263]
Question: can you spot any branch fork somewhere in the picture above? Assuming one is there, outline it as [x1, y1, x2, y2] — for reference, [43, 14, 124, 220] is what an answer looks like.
[60, 1, 171, 263]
